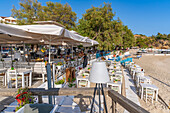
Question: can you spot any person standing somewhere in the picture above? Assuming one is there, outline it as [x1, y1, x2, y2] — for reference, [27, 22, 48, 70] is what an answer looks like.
[83, 53, 88, 68]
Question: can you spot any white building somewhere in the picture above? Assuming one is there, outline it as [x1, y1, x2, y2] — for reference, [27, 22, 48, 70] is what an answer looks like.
[0, 16, 17, 24]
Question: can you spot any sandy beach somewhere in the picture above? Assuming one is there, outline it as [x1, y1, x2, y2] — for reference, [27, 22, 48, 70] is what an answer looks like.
[134, 56, 170, 113]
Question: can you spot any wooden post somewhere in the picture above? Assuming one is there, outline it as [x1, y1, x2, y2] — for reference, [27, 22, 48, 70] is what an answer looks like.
[66, 68, 70, 82]
[38, 95, 42, 103]
[46, 63, 52, 104]
[112, 99, 116, 113]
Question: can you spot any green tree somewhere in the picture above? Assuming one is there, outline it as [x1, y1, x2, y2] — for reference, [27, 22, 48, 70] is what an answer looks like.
[11, 0, 44, 25]
[122, 26, 135, 48]
[77, 3, 134, 50]
[11, 0, 77, 29]
[77, 3, 115, 50]
[43, 2, 77, 29]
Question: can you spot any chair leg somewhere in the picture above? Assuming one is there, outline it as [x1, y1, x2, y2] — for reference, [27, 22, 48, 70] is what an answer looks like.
[16, 76, 18, 88]
[42, 74, 45, 82]
[3, 76, 5, 86]
[5, 73, 7, 86]
[8, 79, 12, 88]
[152, 93, 154, 104]
[146, 93, 147, 103]
[26, 76, 28, 87]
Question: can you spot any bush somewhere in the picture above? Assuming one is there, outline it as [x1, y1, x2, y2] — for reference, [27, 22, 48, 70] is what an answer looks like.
[56, 62, 63, 66]
[55, 79, 65, 85]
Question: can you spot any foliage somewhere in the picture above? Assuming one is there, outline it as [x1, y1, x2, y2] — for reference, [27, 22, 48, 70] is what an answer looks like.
[70, 58, 75, 61]
[56, 62, 63, 66]
[15, 88, 35, 111]
[135, 33, 170, 48]
[68, 78, 76, 88]
[11, 0, 43, 25]
[55, 79, 65, 85]
[77, 3, 134, 50]
[11, 0, 77, 29]
[43, 2, 77, 29]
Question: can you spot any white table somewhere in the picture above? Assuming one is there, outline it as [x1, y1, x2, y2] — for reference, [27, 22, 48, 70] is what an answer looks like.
[107, 81, 122, 94]
[17, 69, 32, 88]
[136, 75, 151, 87]
[109, 72, 123, 82]
[140, 83, 159, 101]
[0, 68, 7, 86]
[76, 75, 90, 88]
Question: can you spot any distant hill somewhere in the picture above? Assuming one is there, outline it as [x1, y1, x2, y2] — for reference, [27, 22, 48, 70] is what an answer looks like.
[134, 33, 170, 49]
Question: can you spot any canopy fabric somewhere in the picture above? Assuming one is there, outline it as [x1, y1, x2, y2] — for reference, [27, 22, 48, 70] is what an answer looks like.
[0, 23, 35, 39]
[0, 23, 89, 45]
[0, 23, 99, 46]
[9, 24, 64, 36]
[69, 30, 99, 47]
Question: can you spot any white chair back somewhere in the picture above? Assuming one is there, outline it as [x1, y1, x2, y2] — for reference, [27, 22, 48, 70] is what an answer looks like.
[8, 69, 17, 78]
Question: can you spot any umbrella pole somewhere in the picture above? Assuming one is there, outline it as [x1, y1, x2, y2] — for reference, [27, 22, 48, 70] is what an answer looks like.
[23, 42, 25, 62]
[49, 36, 51, 63]
[27, 44, 29, 62]
[72, 44, 73, 58]
[11, 44, 13, 67]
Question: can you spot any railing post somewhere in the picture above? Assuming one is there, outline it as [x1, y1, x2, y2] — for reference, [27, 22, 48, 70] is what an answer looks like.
[38, 95, 42, 103]
[112, 99, 116, 113]
[46, 63, 52, 104]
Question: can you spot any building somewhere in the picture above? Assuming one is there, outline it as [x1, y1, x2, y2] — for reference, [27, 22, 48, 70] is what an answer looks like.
[0, 16, 17, 24]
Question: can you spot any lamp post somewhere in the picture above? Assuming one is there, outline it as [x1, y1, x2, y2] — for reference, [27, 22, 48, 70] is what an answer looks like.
[89, 61, 109, 113]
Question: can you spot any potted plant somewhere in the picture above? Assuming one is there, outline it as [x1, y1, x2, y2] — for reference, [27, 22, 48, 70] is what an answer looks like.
[114, 66, 116, 69]
[11, 66, 15, 70]
[55, 79, 65, 88]
[113, 50, 116, 57]
[82, 74, 86, 78]
[56, 62, 63, 70]
[114, 79, 118, 83]
[112, 70, 115, 74]
[15, 88, 35, 112]
[1, 59, 4, 62]
[68, 78, 76, 88]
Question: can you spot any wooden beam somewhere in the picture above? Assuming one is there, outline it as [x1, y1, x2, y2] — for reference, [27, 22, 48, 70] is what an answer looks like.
[29, 88, 108, 96]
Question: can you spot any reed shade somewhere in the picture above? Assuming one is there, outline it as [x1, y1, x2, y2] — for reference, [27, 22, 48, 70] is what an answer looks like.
[89, 61, 110, 83]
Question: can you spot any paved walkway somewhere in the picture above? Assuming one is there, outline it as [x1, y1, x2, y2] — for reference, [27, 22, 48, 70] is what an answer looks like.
[123, 68, 140, 113]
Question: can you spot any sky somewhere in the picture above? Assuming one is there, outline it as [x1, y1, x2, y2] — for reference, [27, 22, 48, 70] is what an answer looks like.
[0, 0, 170, 36]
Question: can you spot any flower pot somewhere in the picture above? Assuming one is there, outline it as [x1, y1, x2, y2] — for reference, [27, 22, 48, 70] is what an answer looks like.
[54, 84, 63, 88]
[56, 65, 62, 70]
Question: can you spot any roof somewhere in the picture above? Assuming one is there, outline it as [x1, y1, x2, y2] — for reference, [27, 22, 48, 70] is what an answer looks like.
[0, 16, 7, 19]
[4, 17, 16, 20]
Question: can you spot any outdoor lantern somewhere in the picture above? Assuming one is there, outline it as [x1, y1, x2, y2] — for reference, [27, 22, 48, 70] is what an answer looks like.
[89, 61, 109, 113]
[89, 61, 110, 83]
